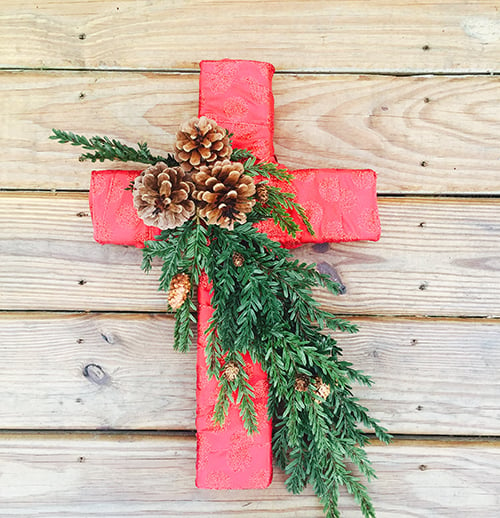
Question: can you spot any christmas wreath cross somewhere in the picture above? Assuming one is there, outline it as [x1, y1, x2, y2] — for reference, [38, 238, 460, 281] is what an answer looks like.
[51, 59, 391, 518]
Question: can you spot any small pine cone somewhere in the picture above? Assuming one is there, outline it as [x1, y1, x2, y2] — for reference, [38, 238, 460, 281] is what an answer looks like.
[222, 360, 239, 382]
[167, 273, 191, 310]
[192, 159, 256, 229]
[133, 163, 195, 229]
[313, 377, 331, 403]
[174, 116, 232, 173]
[256, 183, 269, 204]
[294, 374, 310, 393]
[232, 252, 245, 267]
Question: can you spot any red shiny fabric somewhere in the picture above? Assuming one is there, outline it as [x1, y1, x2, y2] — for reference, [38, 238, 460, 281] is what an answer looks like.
[195, 273, 273, 489]
[88, 59, 381, 490]
[89, 170, 159, 247]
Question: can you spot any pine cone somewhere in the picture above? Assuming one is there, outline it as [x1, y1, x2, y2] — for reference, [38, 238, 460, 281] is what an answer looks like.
[192, 159, 256, 229]
[294, 374, 310, 393]
[232, 252, 245, 267]
[133, 163, 195, 229]
[167, 273, 191, 310]
[222, 360, 239, 382]
[256, 183, 269, 204]
[313, 377, 331, 403]
[174, 116, 232, 173]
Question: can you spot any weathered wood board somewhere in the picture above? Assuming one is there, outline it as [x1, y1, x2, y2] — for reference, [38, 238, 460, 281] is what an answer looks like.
[1, 0, 499, 516]
[0, 313, 498, 435]
[1, 1, 500, 73]
[1, 72, 500, 193]
[1, 194, 499, 316]
[0, 435, 498, 517]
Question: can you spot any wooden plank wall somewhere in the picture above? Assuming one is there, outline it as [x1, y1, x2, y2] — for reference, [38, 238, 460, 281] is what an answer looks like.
[1, 1, 499, 516]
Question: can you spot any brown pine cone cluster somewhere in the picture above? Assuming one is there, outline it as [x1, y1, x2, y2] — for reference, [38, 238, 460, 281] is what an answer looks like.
[133, 163, 195, 229]
[167, 273, 191, 310]
[192, 159, 256, 230]
[174, 116, 232, 173]
[133, 117, 257, 231]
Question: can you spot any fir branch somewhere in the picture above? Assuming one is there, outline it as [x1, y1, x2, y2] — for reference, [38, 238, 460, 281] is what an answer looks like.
[204, 323, 224, 379]
[230, 147, 314, 236]
[200, 221, 389, 518]
[50, 129, 176, 166]
[231, 148, 294, 183]
[210, 352, 259, 434]
[141, 220, 209, 353]
[173, 296, 197, 353]
[250, 182, 315, 238]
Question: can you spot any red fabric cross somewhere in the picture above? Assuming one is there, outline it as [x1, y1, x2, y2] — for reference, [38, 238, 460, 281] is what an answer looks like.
[88, 59, 380, 490]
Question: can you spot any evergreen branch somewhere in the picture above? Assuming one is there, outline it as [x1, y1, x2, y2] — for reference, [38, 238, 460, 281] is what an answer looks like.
[200, 222, 389, 518]
[213, 380, 231, 427]
[50, 129, 177, 166]
[230, 148, 315, 236]
[205, 320, 224, 378]
[231, 149, 294, 183]
[210, 351, 258, 433]
[141, 220, 209, 353]
[173, 296, 197, 352]
[250, 183, 315, 237]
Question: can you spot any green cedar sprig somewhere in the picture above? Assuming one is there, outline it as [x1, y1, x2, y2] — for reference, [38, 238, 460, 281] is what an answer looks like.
[49, 129, 176, 166]
[231, 147, 294, 183]
[231, 147, 315, 237]
[142, 220, 391, 518]
[212, 350, 259, 434]
[250, 182, 315, 237]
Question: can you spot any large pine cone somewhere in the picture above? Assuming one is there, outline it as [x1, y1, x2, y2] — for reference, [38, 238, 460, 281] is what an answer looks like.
[133, 163, 195, 229]
[174, 116, 232, 173]
[192, 159, 256, 229]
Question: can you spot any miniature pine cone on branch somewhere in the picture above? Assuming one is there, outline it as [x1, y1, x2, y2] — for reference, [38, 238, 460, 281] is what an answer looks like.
[222, 360, 240, 382]
[232, 252, 245, 267]
[294, 374, 310, 393]
[174, 116, 232, 173]
[167, 273, 191, 310]
[312, 377, 331, 403]
[256, 183, 269, 204]
[192, 159, 256, 229]
[133, 163, 195, 229]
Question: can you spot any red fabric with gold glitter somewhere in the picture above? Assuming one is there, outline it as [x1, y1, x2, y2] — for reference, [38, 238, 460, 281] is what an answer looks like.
[88, 59, 380, 490]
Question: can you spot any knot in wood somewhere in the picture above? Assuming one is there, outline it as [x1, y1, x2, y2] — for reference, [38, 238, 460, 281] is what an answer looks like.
[316, 262, 346, 294]
[83, 363, 111, 386]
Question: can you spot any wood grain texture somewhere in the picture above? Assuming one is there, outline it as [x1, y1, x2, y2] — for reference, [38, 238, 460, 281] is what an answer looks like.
[0, 312, 498, 435]
[2, 1, 499, 516]
[1, 193, 499, 317]
[1, 71, 500, 193]
[0, 434, 498, 517]
[1, 1, 500, 74]
[0, 312, 196, 431]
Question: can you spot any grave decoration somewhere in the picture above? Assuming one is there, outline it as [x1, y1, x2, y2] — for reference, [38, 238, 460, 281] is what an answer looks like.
[51, 59, 391, 518]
